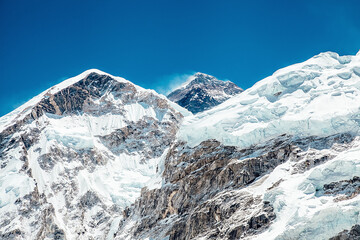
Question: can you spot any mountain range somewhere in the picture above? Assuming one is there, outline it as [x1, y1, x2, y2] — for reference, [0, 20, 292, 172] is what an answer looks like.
[1, 51, 360, 239]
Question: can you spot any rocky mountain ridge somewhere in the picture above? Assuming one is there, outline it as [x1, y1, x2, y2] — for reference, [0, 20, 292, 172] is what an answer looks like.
[0, 70, 186, 239]
[1, 51, 360, 239]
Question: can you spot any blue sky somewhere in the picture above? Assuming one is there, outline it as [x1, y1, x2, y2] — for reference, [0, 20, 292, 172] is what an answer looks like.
[0, 0, 359, 116]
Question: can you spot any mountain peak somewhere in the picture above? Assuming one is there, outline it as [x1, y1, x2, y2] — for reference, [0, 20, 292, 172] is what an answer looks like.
[193, 71, 215, 79]
[167, 73, 243, 114]
[194, 71, 208, 76]
[0, 69, 188, 239]
[190, 72, 218, 85]
[49, 69, 129, 93]
[0, 69, 190, 133]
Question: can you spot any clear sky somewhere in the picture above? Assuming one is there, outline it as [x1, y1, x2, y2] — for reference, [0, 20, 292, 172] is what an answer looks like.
[0, 0, 359, 116]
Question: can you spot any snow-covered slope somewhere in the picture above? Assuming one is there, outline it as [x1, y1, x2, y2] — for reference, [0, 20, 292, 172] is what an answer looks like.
[0, 70, 188, 239]
[179, 51, 360, 148]
[167, 72, 243, 114]
[116, 51, 360, 240]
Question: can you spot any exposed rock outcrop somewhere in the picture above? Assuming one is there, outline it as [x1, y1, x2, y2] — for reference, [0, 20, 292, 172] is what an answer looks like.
[116, 132, 358, 240]
[116, 136, 295, 239]
[167, 72, 243, 114]
[329, 224, 360, 240]
[100, 116, 178, 161]
[323, 176, 360, 202]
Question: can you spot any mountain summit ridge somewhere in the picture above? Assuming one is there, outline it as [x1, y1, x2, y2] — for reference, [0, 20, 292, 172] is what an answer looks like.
[0, 69, 189, 133]
[167, 72, 243, 114]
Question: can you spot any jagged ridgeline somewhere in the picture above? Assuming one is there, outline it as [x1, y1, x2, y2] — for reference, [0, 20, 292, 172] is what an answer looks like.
[1, 51, 360, 240]
[167, 72, 243, 114]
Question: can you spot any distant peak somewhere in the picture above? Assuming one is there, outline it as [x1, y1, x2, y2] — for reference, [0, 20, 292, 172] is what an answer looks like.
[187, 72, 220, 87]
[171, 72, 220, 93]
[167, 72, 243, 114]
[193, 72, 216, 80]
[193, 72, 212, 77]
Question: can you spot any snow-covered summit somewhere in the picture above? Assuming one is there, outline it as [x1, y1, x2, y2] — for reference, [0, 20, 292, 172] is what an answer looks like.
[0, 69, 118, 130]
[0, 69, 189, 132]
[179, 51, 360, 148]
[48, 69, 130, 93]
[167, 72, 243, 114]
[0, 69, 188, 239]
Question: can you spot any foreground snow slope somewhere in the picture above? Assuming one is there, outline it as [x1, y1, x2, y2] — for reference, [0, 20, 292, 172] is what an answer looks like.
[179, 51, 360, 148]
[177, 50, 360, 239]
[251, 134, 360, 239]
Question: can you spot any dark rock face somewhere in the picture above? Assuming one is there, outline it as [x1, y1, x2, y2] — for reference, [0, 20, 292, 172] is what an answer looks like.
[33, 72, 137, 116]
[167, 72, 243, 114]
[323, 176, 360, 202]
[0, 229, 23, 239]
[116, 136, 296, 239]
[80, 191, 102, 208]
[1, 72, 180, 150]
[0, 72, 128, 163]
[115, 133, 357, 240]
[175, 87, 220, 114]
[329, 225, 360, 240]
[0, 71, 182, 173]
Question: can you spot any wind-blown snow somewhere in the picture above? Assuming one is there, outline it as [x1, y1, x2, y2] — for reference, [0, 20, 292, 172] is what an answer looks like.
[179, 52, 360, 148]
[170, 74, 198, 92]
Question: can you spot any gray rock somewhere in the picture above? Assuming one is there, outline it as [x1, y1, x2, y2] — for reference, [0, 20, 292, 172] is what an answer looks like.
[167, 72, 243, 114]
[329, 224, 360, 240]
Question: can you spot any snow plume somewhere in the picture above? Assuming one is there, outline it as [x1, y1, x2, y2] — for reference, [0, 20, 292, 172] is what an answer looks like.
[155, 72, 195, 95]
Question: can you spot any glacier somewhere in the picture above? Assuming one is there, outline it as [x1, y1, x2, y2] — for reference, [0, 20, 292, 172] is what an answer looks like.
[1, 51, 360, 239]
[179, 51, 360, 148]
